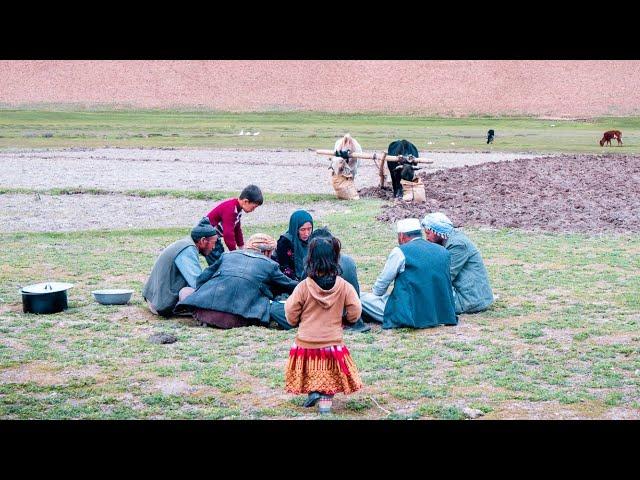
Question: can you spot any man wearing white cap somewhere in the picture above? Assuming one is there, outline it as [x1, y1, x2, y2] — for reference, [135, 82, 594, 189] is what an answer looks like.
[421, 212, 494, 314]
[360, 218, 458, 329]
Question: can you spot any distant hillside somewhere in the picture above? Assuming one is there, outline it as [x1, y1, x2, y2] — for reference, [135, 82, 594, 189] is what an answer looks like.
[1, 60, 639, 117]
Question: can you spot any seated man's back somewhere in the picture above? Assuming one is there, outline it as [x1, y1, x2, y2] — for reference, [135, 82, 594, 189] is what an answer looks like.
[383, 238, 457, 329]
[445, 229, 494, 314]
[421, 212, 494, 314]
[175, 240, 298, 327]
[143, 236, 198, 316]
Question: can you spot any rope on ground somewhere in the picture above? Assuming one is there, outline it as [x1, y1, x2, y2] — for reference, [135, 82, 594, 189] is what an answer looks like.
[369, 395, 391, 415]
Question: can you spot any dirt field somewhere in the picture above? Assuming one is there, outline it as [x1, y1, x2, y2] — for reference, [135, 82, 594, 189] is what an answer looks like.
[0, 148, 541, 232]
[372, 154, 640, 234]
[2, 149, 637, 235]
[2, 61, 640, 117]
[0, 194, 351, 233]
[0, 148, 541, 193]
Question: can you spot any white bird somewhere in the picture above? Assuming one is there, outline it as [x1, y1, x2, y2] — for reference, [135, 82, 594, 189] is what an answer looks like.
[238, 130, 244, 136]
[253, 132, 260, 136]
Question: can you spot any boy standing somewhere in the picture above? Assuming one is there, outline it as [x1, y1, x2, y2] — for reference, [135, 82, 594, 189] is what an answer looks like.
[206, 184, 263, 251]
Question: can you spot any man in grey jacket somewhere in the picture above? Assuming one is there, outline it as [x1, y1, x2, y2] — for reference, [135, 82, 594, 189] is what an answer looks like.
[174, 233, 298, 328]
[421, 212, 494, 314]
[143, 217, 222, 317]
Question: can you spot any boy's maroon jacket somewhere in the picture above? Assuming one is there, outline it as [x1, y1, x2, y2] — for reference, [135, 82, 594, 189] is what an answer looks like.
[206, 198, 244, 251]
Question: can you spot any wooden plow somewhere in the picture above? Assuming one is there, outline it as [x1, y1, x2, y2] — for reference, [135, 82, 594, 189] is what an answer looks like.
[315, 149, 433, 188]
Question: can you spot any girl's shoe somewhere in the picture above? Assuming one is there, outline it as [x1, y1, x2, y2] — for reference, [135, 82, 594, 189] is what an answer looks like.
[318, 395, 333, 414]
[303, 392, 322, 408]
[344, 319, 371, 333]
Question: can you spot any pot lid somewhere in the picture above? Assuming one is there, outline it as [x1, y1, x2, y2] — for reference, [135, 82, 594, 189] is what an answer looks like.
[21, 282, 74, 294]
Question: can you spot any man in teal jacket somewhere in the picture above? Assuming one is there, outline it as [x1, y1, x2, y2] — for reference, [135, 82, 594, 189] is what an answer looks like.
[360, 218, 458, 329]
[422, 212, 494, 314]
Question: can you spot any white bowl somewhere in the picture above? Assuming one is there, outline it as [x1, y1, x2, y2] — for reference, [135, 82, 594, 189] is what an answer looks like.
[92, 289, 134, 305]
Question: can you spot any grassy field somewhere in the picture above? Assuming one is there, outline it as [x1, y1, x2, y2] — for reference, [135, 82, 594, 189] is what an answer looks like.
[1, 109, 640, 153]
[1, 109, 639, 419]
[1, 199, 638, 419]
[0, 187, 336, 205]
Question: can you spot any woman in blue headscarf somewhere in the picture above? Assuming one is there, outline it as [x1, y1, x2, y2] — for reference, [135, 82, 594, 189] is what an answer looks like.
[275, 210, 314, 281]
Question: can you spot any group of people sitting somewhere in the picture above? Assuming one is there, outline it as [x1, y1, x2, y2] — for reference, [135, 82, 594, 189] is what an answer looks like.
[141, 184, 495, 412]
[142, 183, 494, 331]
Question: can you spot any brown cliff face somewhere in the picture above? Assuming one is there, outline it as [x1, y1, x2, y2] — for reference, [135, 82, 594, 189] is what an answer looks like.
[1, 60, 639, 117]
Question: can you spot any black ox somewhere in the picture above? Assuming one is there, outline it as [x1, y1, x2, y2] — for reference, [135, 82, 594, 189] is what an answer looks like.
[387, 139, 420, 198]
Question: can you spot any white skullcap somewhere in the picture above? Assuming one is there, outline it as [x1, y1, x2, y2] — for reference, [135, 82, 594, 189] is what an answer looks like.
[396, 218, 422, 233]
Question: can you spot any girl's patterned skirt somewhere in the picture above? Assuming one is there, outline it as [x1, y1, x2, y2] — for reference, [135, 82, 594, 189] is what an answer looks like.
[285, 343, 362, 395]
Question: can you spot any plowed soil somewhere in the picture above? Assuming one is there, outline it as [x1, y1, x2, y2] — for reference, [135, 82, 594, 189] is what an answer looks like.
[370, 154, 640, 234]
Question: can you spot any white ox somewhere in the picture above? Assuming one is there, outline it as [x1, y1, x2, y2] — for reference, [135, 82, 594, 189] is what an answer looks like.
[329, 134, 362, 179]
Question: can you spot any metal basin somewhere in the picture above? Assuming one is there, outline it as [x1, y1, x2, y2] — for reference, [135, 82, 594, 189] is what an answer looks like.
[92, 289, 134, 305]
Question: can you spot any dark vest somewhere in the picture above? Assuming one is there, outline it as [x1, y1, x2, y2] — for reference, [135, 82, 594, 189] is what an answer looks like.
[383, 238, 457, 329]
[142, 236, 198, 316]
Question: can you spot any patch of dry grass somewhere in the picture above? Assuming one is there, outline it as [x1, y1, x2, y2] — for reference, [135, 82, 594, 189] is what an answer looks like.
[0, 204, 639, 419]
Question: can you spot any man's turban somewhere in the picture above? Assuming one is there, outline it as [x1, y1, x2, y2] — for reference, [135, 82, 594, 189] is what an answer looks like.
[245, 233, 277, 252]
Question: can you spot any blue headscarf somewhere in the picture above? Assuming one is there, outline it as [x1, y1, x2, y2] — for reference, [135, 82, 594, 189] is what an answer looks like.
[283, 210, 314, 279]
[421, 212, 454, 238]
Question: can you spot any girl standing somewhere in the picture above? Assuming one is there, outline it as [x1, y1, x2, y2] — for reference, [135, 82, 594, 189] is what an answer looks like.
[284, 236, 363, 414]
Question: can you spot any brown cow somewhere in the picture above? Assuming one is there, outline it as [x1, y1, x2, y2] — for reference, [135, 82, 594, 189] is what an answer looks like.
[599, 130, 623, 147]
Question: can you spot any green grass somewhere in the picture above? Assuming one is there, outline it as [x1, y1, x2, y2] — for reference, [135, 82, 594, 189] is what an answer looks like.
[1, 107, 638, 419]
[1, 201, 639, 419]
[0, 187, 336, 204]
[2, 109, 640, 153]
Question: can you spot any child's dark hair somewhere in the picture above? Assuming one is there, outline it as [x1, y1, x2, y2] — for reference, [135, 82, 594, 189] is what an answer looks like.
[305, 236, 342, 279]
[308, 226, 333, 242]
[239, 184, 264, 205]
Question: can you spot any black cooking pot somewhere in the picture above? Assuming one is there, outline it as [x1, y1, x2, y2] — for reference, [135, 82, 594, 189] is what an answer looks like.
[20, 282, 74, 314]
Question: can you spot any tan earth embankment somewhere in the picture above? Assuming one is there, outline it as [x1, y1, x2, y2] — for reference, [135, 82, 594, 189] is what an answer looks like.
[1, 61, 639, 117]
